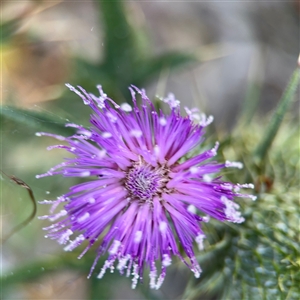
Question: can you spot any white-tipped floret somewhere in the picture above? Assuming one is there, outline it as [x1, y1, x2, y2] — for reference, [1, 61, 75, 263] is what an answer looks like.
[203, 174, 212, 182]
[120, 103, 132, 112]
[77, 212, 90, 223]
[38, 209, 67, 222]
[149, 265, 157, 289]
[162, 93, 180, 109]
[195, 233, 206, 251]
[102, 132, 112, 138]
[130, 129, 143, 138]
[131, 263, 140, 289]
[162, 254, 172, 267]
[109, 240, 121, 255]
[221, 196, 245, 223]
[134, 231, 143, 243]
[192, 265, 202, 278]
[187, 204, 197, 214]
[117, 255, 131, 271]
[58, 229, 73, 245]
[64, 234, 85, 251]
[225, 160, 243, 169]
[98, 260, 111, 279]
[189, 166, 198, 174]
[159, 117, 167, 126]
[155, 272, 166, 290]
[210, 141, 219, 156]
[154, 145, 160, 157]
[159, 221, 167, 233]
[106, 112, 117, 123]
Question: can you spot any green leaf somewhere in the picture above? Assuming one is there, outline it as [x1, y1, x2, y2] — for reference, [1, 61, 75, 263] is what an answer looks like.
[72, 1, 198, 103]
[98, 0, 138, 72]
[0, 106, 75, 136]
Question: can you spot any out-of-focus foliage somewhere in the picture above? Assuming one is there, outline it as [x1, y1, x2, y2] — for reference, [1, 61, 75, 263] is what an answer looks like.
[1, 106, 75, 136]
[73, 0, 196, 101]
[0, 1, 195, 123]
[0, 18, 20, 44]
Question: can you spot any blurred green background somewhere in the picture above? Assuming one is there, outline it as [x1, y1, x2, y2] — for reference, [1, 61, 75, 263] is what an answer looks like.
[1, 1, 299, 299]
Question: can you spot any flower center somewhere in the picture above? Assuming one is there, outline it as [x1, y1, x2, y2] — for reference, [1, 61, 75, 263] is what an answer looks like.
[125, 165, 163, 201]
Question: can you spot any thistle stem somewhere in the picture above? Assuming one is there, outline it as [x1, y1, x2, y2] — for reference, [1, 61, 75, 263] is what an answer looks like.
[254, 62, 300, 163]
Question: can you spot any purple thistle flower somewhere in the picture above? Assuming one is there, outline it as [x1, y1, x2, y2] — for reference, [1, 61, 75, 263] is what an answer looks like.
[37, 84, 256, 289]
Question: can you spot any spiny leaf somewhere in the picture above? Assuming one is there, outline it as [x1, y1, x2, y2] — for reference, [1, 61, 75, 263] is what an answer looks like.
[98, 0, 137, 71]
[81, 1, 198, 101]
[184, 119, 300, 300]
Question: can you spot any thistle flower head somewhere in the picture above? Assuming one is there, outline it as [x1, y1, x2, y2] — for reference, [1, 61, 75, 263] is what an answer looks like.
[37, 84, 255, 289]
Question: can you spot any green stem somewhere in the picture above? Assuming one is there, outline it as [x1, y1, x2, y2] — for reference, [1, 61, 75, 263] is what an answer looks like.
[254, 67, 300, 163]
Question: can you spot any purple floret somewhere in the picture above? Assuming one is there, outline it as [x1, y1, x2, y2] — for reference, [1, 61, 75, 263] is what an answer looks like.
[37, 84, 256, 289]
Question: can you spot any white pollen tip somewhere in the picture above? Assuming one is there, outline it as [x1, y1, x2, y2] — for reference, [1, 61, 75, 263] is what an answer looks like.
[130, 129, 142, 138]
[163, 93, 180, 108]
[203, 174, 212, 182]
[102, 132, 112, 138]
[79, 130, 92, 138]
[58, 229, 73, 245]
[77, 212, 90, 223]
[187, 205, 197, 214]
[109, 240, 121, 255]
[194, 271, 201, 278]
[159, 221, 167, 232]
[195, 234, 206, 251]
[189, 166, 198, 174]
[154, 145, 160, 156]
[64, 234, 85, 252]
[159, 117, 167, 126]
[98, 149, 106, 158]
[35, 132, 41, 136]
[221, 196, 245, 223]
[134, 231, 143, 243]
[88, 197, 96, 204]
[162, 254, 172, 267]
[80, 171, 90, 177]
[238, 183, 255, 189]
[210, 141, 219, 156]
[192, 265, 202, 278]
[225, 160, 243, 169]
[120, 103, 132, 112]
[202, 215, 210, 223]
[106, 112, 117, 123]
[192, 113, 201, 120]
[205, 115, 214, 125]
